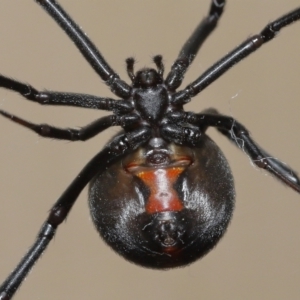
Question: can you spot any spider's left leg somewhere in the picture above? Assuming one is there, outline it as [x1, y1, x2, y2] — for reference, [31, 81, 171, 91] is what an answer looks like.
[165, 0, 225, 91]
[0, 127, 151, 300]
[0, 110, 139, 141]
[35, 0, 131, 98]
[0, 75, 131, 113]
[168, 110, 300, 193]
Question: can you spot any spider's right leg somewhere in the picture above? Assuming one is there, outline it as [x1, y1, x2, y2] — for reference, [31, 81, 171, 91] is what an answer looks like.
[165, 0, 225, 91]
[0, 127, 151, 300]
[0, 75, 132, 113]
[173, 6, 300, 105]
[167, 110, 300, 193]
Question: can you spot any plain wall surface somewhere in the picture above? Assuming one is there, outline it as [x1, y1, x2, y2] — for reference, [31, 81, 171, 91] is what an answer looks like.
[0, 1, 299, 299]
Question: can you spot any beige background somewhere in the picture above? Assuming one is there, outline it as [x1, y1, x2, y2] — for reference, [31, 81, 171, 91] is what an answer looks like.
[0, 1, 299, 299]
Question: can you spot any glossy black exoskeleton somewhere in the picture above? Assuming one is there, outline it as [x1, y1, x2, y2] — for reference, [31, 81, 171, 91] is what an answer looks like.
[0, 0, 300, 299]
[90, 135, 234, 268]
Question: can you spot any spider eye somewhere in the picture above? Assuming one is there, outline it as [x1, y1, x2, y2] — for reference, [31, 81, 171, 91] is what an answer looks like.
[134, 69, 162, 88]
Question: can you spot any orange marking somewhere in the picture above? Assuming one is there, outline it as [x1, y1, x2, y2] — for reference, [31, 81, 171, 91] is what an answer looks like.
[137, 167, 184, 213]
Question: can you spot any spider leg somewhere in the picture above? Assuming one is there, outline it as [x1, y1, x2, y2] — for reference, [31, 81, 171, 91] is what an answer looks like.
[173, 7, 300, 105]
[161, 123, 202, 147]
[165, 0, 225, 91]
[0, 127, 151, 300]
[0, 110, 139, 141]
[34, 0, 131, 98]
[0, 75, 132, 113]
[168, 110, 300, 193]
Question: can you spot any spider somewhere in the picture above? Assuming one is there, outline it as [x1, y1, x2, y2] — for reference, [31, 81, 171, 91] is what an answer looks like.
[0, 0, 299, 299]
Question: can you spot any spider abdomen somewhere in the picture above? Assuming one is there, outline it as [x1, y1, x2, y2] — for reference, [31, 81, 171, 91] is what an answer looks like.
[88, 136, 235, 268]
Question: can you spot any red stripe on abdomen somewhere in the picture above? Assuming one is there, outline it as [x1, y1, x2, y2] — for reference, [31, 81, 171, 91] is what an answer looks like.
[136, 167, 184, 214]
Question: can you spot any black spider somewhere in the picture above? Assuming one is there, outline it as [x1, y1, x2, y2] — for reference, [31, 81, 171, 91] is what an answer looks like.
[0, 0, 300, 299]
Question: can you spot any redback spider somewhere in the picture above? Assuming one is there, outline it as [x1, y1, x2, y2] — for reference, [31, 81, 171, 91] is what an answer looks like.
[0, 1, 300, 299]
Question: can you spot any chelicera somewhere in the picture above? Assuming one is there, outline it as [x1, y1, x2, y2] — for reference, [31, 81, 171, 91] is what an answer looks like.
[0, 0, 300, 299]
